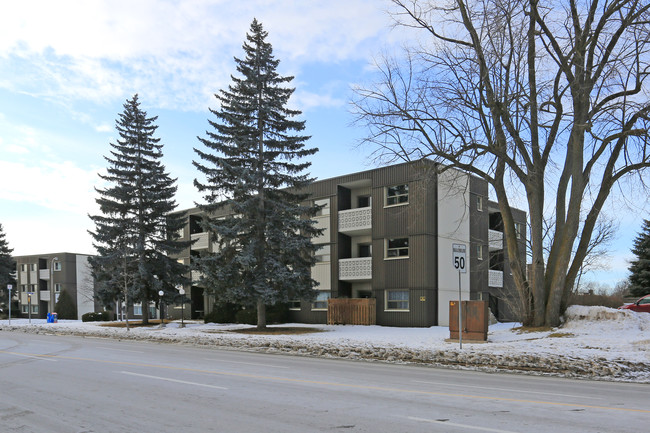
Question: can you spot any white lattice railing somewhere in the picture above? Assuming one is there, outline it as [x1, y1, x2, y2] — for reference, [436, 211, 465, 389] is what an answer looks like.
[339, 257, 372, 280]
[489, 270, 503, 288]
[488, 229, 503, 250]
[338, 207, 372, 233]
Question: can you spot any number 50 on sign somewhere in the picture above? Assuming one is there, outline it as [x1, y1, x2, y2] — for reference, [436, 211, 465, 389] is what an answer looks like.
[452, 243, 467, 273]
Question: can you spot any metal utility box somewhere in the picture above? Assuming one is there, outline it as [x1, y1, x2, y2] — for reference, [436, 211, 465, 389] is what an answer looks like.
[449, 300, 488, 341]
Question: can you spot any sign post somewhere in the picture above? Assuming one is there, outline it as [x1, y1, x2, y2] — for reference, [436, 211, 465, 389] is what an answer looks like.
[7, 284, 12, 325]
[452, 244, 467, 349]
[27, 293, 32, 324]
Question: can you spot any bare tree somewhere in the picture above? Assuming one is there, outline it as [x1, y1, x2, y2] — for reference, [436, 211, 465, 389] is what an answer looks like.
[353, 0, 650, 326]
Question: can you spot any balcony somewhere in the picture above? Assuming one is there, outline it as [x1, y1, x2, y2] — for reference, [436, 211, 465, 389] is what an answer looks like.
[40, 290, 50, 301]
[338, 207, 371, 236]
[339, 257, 372, 281]
[191, 232, 210, 250]
[191, 270, 204, 283]
[489, 270, 503, 288]
[488, 229, 503, 251]
[39, 269, 50, 280]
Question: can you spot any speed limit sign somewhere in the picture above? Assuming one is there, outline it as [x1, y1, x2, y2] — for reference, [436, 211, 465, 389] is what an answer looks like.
[452, 243, 467, 273]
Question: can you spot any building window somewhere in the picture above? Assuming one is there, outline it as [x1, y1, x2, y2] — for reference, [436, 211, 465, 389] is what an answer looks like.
[477, 196, 483, 211]
[288, 300, 301, 310]
[358, 244, 372, 258]
[311, 291, 330, 311]
[21, 285, 27, 292]
[31, 305, 39, 314]
[54, 283, 62, 292]
[30, 284, 37, 292]
[386, 238, 409, 259]
[385, 290, 409, 311]
[53, 262, 62, 271]
[315, 245, 331, 263]
[476, 244, 483, 261]
[314, 198, 330, 216]
[30, 264, 36, 271]
[385, 184, 409, 206]
[358, 195, 371, 208]
[22, 305, 28, 313]
[20, 264, 26, 272]
[133, 303, 142, 316]
[514, 222, 524, 239]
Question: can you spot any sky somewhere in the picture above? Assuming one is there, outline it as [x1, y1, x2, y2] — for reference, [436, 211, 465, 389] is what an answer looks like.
[0, 0, 645, 288]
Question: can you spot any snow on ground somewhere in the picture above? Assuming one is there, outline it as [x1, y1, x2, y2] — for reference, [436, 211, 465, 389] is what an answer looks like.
[1, 305, 648, 382]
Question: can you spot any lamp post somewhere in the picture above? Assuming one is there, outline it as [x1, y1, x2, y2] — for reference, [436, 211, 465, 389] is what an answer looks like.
[7, 284, 12, 325]
[50, 256, 59, 315]
[178, 287, 185, 328]
[158, 290, 165, 328]
[27, 293, 32, 324]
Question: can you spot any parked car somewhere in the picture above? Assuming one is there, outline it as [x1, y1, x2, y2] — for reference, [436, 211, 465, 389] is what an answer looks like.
[619, 294, 650, 313]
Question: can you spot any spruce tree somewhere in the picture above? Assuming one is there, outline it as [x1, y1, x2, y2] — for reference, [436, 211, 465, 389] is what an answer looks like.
[90, 94, 191, 325]
[628, 219, 650, 298]
[194, 19, 321, 329]
[0, 224, 16, 310]
[54, 289, 77, 320]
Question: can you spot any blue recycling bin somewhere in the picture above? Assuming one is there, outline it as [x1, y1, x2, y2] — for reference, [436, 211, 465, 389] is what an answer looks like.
[47, 313, 58, 323]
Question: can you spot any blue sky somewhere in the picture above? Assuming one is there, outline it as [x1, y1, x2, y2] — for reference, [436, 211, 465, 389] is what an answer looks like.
[0, 0, 643, 288]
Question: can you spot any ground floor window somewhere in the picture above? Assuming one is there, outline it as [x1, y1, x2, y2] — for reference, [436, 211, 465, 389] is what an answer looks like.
[31, 305, 39, 314]
[22, 305, 28, 313]
[288, 300, 301, 310]
[385, 290, 409, 311]
[133, 303, 157, 317]
[311, 291, 330, 311]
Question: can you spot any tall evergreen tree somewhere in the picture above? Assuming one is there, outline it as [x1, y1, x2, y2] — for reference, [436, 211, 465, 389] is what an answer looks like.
[194, 19, 321, 329]
[89, 94, 191, 325]
[628, 219, 650, 298]
[0, 224, 16, 310]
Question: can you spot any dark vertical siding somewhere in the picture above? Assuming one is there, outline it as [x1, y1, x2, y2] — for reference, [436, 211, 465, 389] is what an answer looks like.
[470, 176, 489, 298]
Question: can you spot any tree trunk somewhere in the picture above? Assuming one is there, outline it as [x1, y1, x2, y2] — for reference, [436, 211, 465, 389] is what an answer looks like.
[256, 299, 266, 330]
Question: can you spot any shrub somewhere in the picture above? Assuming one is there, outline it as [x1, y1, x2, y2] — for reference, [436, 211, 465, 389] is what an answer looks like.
[54, 289, 78, 320]
[204, 302, 240, 324]
[82, 311, 111, 322]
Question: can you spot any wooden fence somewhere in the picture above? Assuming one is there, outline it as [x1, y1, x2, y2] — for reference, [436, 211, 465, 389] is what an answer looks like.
[327, 298, 376, 325]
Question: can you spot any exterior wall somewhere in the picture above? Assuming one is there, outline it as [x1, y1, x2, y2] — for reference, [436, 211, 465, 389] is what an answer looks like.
[435, 169, 473, 326]
[173, 160, 525, 327]
[14, 252, 97, 320]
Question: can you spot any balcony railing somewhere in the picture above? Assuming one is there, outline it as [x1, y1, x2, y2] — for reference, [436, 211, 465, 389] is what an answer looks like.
[39, 290, 50, 301]
[191, 232, 209, 250]
[338, 207, 371, 235]
[39, 269, 50, 280]
[339, 257, 372, 281]
[489, 270, 503, 288]
[191, 270, 204, 283]
[488, 229, 503, 251]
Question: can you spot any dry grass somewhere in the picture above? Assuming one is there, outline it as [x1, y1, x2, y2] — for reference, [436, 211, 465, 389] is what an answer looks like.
[548, 332, 574, 338]
[512, 326, 554, 334]
[229, 327, 325, 335]
[99, 320, 169, 328]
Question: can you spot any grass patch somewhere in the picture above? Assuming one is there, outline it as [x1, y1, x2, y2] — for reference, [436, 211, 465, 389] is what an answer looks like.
[99, 320, 169, 328]
[229, 327, 325, 335]
[548, 332, 574, 338]
[512, 326, 554, 334]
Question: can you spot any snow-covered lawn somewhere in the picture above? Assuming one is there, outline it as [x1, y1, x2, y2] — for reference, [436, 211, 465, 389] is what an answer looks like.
[2, 305, 648, 382]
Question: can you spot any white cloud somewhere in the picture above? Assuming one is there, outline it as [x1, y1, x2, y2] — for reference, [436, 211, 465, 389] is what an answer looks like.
[0, 1, 397, 111]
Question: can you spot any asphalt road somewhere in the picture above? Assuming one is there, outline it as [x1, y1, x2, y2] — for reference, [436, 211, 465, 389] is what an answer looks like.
[0, 331, 647, 433]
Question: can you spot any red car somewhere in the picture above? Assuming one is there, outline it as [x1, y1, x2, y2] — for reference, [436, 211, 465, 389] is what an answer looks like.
[619, 294, 650, 313]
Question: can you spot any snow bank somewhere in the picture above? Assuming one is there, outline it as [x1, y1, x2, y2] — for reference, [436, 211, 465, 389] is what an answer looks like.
[2, 306, 649, 382]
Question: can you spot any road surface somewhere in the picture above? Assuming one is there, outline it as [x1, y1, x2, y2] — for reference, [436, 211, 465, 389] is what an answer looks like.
[0, 331, 647, 432]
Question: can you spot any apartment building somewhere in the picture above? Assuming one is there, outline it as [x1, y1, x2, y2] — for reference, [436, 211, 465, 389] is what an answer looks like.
[14, 252, 96, 320]
[173, 161, 526, 327]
